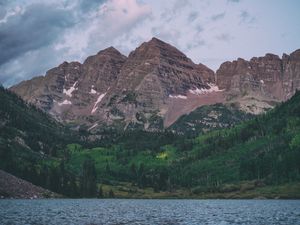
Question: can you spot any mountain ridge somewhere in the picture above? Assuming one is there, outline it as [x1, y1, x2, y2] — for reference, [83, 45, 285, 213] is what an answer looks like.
[1, 80, 300, 199]
[10, 37, 300, 131]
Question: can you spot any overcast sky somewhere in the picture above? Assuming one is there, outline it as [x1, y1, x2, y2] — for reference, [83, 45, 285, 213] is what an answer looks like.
[0, 0, 299, 87]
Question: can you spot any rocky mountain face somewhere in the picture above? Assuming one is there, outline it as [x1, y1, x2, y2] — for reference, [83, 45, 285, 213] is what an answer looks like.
[10, 37, 300, 131]
[169, 104, 254, 137]
[94, 37, 220, 130]
[11, 47, 126, 125]
[11, 38, 222, 131]
[216, 49, 300, 114]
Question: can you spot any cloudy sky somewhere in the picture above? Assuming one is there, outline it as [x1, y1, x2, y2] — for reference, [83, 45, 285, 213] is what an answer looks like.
[0, 0, 299, 87]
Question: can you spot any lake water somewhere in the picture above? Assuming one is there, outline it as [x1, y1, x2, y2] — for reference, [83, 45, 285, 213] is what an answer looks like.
[0, 199, 299, 225]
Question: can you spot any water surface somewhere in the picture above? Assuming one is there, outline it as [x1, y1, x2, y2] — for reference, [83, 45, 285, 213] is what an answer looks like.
[0, 199, 299, 225]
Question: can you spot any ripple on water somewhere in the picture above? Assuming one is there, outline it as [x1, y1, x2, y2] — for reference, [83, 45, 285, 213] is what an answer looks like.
[0, 199, 300, 225]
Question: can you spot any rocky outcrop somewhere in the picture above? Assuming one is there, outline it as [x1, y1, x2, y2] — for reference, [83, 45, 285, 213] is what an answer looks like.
[282, 49, 300, 100]
[168, 103, 254, 136]
[0, 170, 59, 199]
[216, 49, 300, 114]
[11, 47, 127, 124]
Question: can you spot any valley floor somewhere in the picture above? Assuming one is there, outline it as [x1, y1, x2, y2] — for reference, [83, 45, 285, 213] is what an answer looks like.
[1, 169, 299, 199]
[98, 182, 300, 199]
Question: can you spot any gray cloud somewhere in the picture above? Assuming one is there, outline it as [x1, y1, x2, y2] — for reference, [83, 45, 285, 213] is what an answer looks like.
[0, 0, 10, 20]
[151, 26, 182, 43]
[227, 0, 241, 2]
[0, 0, 298, 86]
[0, 45, 60, 87]
[186, 40, 206, 50]
[211, 12, 225, 21]
[196, 24, 204, 33]
[0, 8, 5, 20]
[172, 0, 189, 14]
[78, 0, 106, 13]
[0, 0, 151, 86]
[216, 33, 234, 42]
[240, 10, 255, 24]
[0, 4, 75, 65]
[188, 11, 198, 22]
[0, 0, 9, 5]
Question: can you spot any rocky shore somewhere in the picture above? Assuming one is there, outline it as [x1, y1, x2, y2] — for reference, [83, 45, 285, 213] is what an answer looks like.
[0, 170, 60, 199]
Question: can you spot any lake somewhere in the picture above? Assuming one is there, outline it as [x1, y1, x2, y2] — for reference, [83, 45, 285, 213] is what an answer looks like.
[0, 199, 299, 225]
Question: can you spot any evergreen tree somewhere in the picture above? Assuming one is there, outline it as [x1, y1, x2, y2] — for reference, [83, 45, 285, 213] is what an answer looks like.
[130, 163, 137, 181]
[69, 176, 78, 198]
[97, 185, 104, 198]
[108, 189, 115, 198]
[80, 158, 97, 197]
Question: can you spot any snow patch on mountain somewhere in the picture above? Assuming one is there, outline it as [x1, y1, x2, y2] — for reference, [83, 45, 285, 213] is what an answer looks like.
[91, 93, 106, 114]
[90, 87, 97, 94]
[88, 123, 98, 131]
[58, 100, 72, 106]
[169, 94, 187, 99]
[189, 83, 223, 95]
[63, 81, 78, 97]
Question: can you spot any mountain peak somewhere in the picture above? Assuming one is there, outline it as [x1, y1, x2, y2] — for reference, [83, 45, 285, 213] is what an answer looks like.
[264, 53, 280, 60]
[97, 46, 122, 55]
[129, 36, 188, 62]
[148, 36, 165, 44]
[83, 46, 126, 65]
[143, 37, 173, 49]
[290, 49, 300, 59]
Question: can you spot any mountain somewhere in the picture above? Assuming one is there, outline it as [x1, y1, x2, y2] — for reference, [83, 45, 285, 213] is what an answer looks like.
[10, 38, 223, 131]
[217, 49, 300, 114]
[10, 47, 126, 126]
[10, 38, 300, 131]
[47, 90, 300, 199]
[94, 37, 219, 130]
[0, 87, 80, 197]
[61, 90, 300, 199]
[169, 103, 254, 137]
[0, 86, 74, 156]
[1, 85, 299, 198]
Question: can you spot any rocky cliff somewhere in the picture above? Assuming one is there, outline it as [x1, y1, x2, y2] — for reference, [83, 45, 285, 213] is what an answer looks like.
[11, 47, 127, 125]
[94, 37, 220, 130]
[216, 49, 300, 114]
[10, 38, 300, 130]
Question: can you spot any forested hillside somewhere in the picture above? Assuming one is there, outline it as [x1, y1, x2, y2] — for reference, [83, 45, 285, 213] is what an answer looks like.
[1, 86, 299, 198]
[0, 86, 80, 197]
[60, 91, 300, 198]
[169, 103, 254, 137]
[0, 86, 73, 155]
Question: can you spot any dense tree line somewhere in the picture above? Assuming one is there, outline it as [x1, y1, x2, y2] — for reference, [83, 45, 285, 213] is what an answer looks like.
[1, 86, 300, 197]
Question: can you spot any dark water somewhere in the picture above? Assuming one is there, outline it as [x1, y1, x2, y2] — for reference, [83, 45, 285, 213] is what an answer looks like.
[0, 199, 299, 225]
